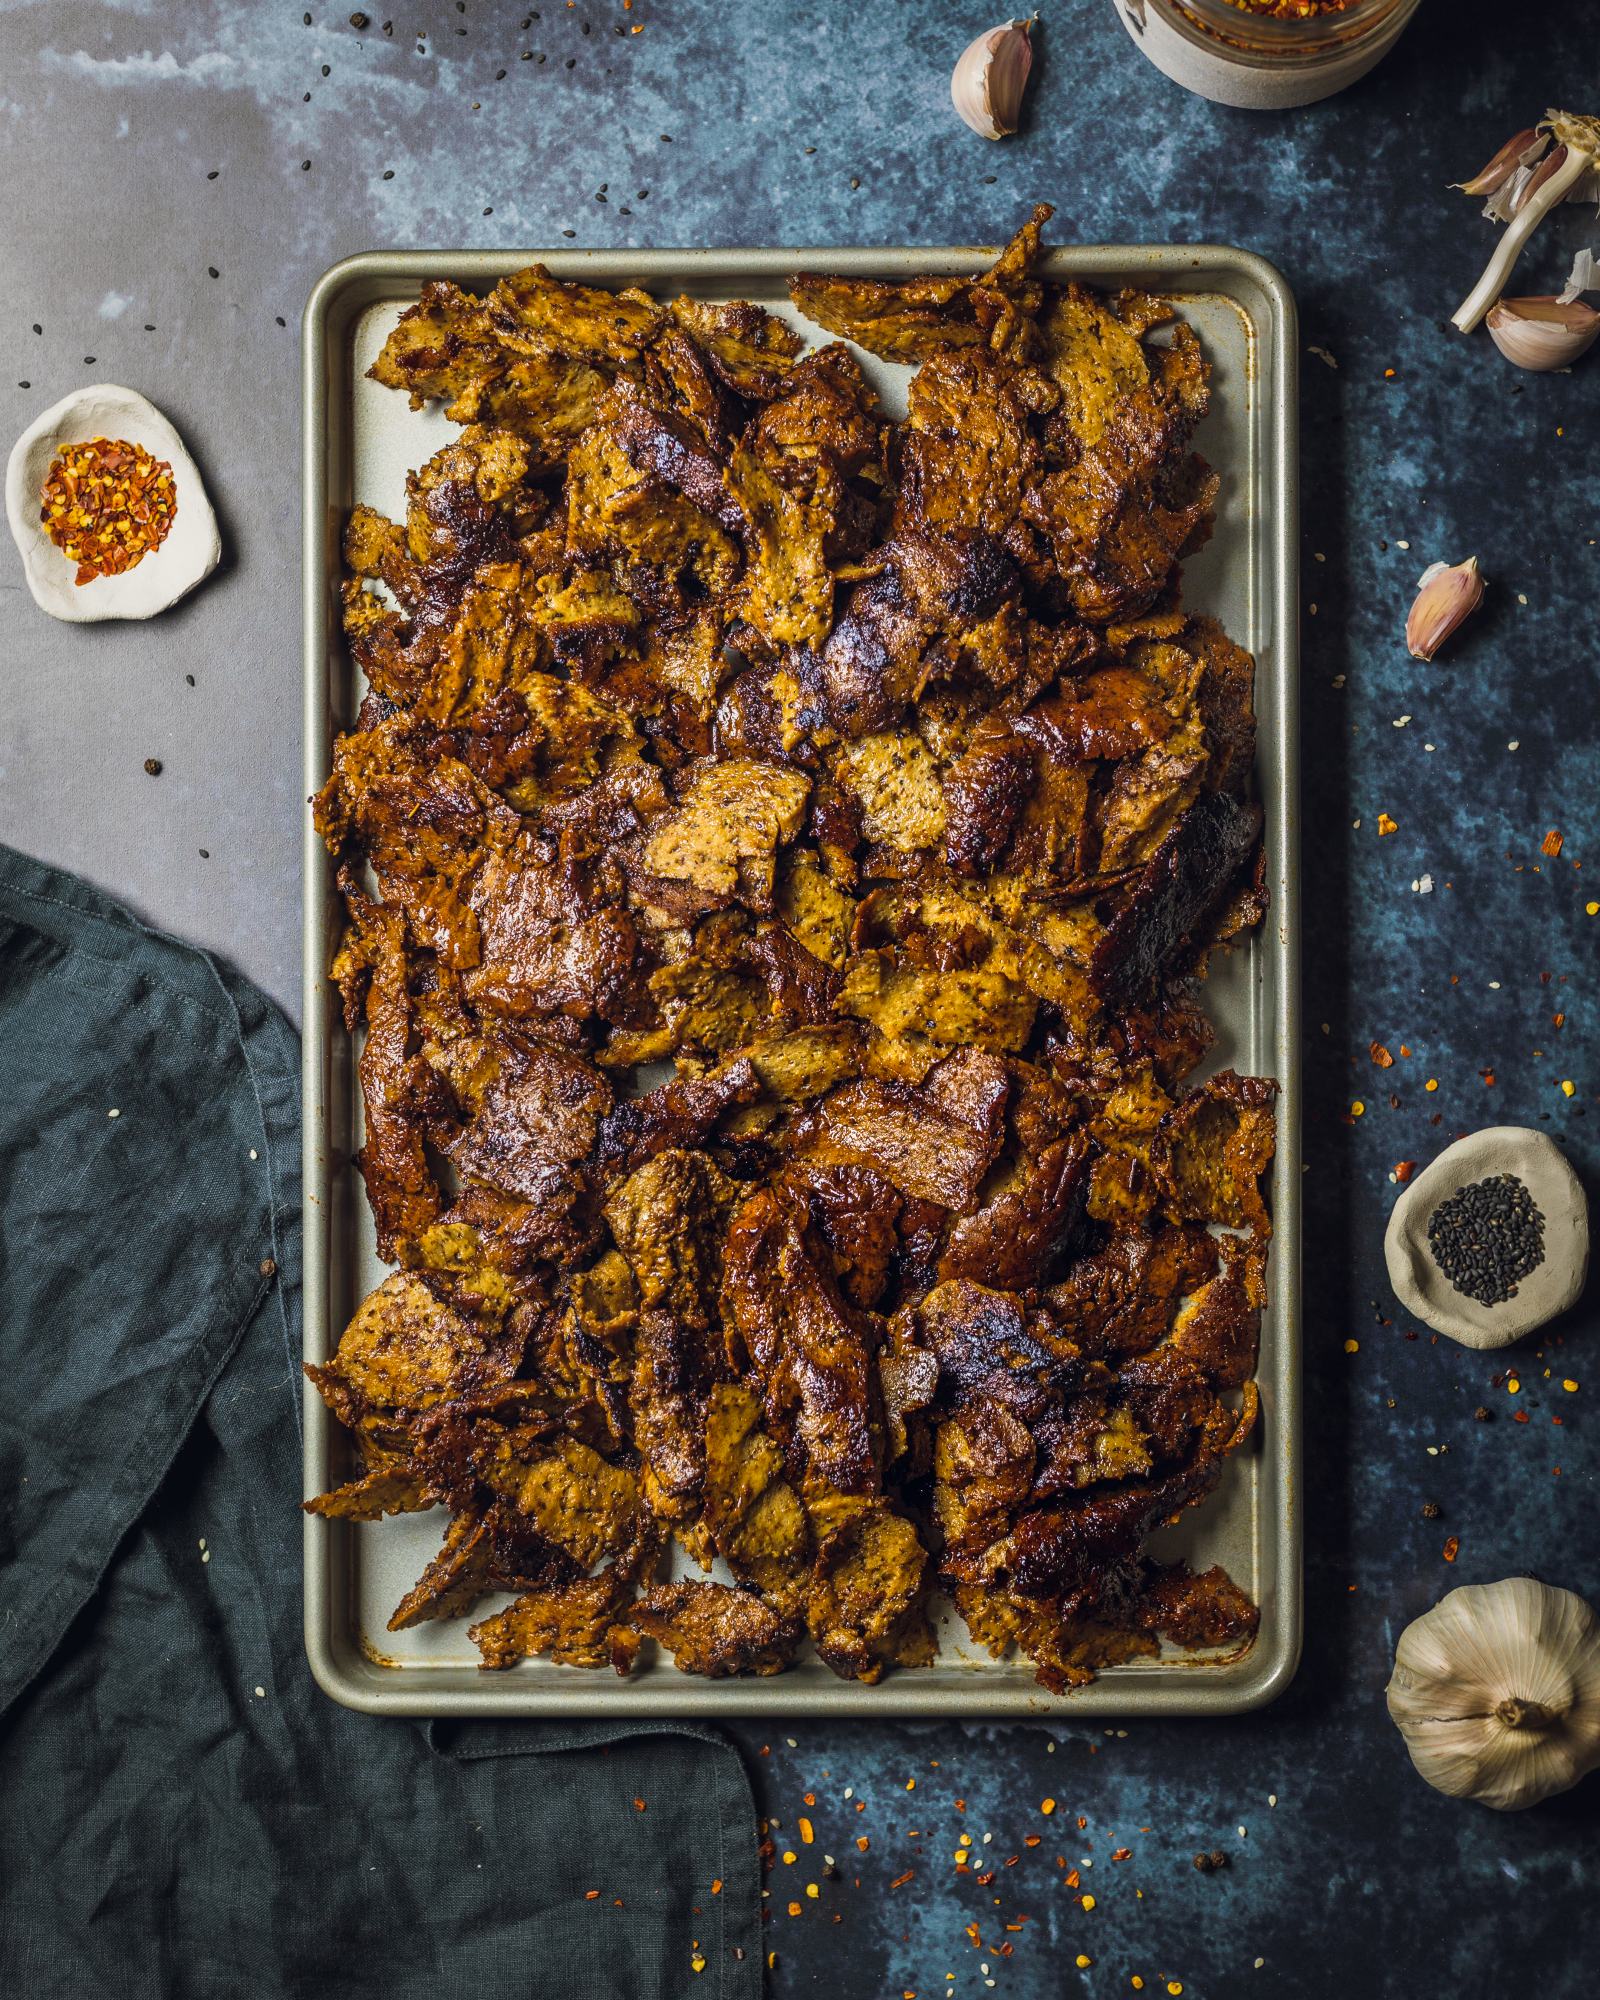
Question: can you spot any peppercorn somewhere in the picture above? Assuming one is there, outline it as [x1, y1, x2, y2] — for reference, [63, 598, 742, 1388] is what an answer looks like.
[1473, 1406, 1491, 1422]
[1421, 1501, 1441, 1519]
[1194, 1850, 1229, 1872]
[143, 758, 163, 776]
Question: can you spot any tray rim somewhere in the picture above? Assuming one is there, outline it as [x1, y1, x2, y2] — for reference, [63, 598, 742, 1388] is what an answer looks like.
[302, 240, 1302, 1719]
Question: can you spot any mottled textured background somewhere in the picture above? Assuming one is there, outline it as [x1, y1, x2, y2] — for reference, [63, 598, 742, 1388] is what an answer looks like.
[2, 0, 1596, 1993]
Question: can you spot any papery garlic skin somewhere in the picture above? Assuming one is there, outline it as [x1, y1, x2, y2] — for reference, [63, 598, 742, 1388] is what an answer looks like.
[1406, 556, 1484, 662]
[1486, 296, 1600, 372]
[1559, 246, 1599, 305]
[951, 19, 1034, 141]
[1454, 127, 1548, 197]
[1387, 1578, 1600, 1811]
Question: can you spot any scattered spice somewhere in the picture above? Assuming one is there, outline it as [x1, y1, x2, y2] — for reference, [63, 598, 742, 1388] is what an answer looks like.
[40, 436, 177, 585]
[143, 757, 163, 776]
[1421, 1501, 1441, 1519]
[1193, 1850, 1229, 1872]
[1443, 1537, 1460, 1562]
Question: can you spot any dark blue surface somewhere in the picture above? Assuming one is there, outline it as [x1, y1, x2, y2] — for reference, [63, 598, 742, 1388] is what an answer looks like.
[1, 2, 1594, 1992]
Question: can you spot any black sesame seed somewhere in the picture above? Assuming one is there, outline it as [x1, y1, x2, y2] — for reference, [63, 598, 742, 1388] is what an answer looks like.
[1427, 1173, 1545, 1307]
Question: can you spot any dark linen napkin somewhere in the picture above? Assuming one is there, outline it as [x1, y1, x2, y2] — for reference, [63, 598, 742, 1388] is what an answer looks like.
[0, 844, 761, 2000]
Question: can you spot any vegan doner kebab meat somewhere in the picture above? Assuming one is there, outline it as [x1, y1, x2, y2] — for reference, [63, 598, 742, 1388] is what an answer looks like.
[308, 208, 1275, 1690]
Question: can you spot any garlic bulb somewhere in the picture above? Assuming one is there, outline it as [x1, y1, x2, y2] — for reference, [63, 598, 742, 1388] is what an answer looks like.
[1486, 295, 1600, 372]
[951, 19, 1034, 141]
[1387, 1578, 1600, 1811]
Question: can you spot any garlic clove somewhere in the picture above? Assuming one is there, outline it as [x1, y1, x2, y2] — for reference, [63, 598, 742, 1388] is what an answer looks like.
[1486, 294, 1600, 371]
[1453, 127, 1548, 197]
[1405, 555, 1484, 661]
[951, 19, 1034, 142]
[1510, 142, 1568, 215]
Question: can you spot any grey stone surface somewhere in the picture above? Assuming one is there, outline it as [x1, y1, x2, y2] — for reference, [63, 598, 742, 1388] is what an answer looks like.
[2, 2, 1597, 1995]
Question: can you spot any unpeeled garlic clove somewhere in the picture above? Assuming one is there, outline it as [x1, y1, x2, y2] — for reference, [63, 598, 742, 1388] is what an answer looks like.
[1511, 142, 1568, 215]
[1486, 295, 1600, 371]
[1453, 127, 1548, 197]
[951, 19, 1034, 141]
[1406, 556, 1484, 662]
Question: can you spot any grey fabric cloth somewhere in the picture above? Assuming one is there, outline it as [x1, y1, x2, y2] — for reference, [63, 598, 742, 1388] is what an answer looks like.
[0, 844, 761, 2000]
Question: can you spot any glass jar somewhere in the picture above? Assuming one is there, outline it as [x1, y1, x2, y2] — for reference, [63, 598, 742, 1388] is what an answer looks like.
[1114, 0, 1423, 110]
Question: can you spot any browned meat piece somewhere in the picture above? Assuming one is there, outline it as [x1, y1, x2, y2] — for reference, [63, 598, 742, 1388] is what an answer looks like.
[788, 206, 1053, 363]
[464, 838, 639, 1023]
[942, 722, 1035, 876]
[477, 1434, 642, 1568]
[819, 1046, 1011, 1210]
[670, 295, 805, 399]
[303, 1463, 436, 1521]
[639, 757, 811, 913]
[805, 1499, 934, 1682]
[593, 1057, 764, 1175]
[490, 264, 665, 360]
[1151, 1069, 1277, 1236]
[388, 1507, 499, 1631]
[1133, 1562, 1260, 1652]
[938, 1134, 1091, 1291]
[628, 1581, 802, 1677]
[780, 1158, 902, 1309]
[1013, 664, 1173, 764]
[1048, 1223, 1218, 1361]
[703, 1384, 812, 1613]
[1168, 1243, 1264, 1388]
[1089, 791, 1263, 1002]
[368, 280, 504, 409]
[447, 1041, 611, 1203]
[723, 1185, 879, 1495]
[897, 348, 1045, 543]
[308, 1272, 520, 1423]
[816, 531, 1019, 737]
[328, 889, 445, 1260]
[470, 1569, 641, 1672]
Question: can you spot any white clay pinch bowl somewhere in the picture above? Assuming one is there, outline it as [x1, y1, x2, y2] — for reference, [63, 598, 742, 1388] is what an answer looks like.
[5, 384, 220, 623]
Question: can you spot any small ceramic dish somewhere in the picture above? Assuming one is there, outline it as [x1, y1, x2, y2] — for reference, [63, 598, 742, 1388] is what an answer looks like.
[5, 384, 220, 623]
[1385, 1126, 1589, 1349]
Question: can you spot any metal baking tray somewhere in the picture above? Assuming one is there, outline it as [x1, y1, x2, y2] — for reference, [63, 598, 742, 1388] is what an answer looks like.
[302, 244, 1301, 1718]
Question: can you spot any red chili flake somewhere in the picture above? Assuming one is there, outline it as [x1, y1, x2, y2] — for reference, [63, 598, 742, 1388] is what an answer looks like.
[1065, 1869, 1081, 1889]
[1442, 1538, 1459, 1562]
[40, 435, 178, 584]
[584, 1889, 600, 1901]
[889, 1871, 914, 1889]
[1395, 1161, 1417, 1182]
[1077, 1817, 1088, 1830]
[1370, 1042, 1394, 1068]
[1111, 1848, 1133, 1861]
[634, 1797, 647, 1812]
[1377, 812, 1398, 836]
[965, 1924, 982, 1947]
[1398, 1044, 1412, 1058]
[1003, 1854, 1019, 1868]
[1554, 1012, 1567, 1028]
[998, 1943, 1015, 1959]
[1542, 829, 1564, 857]
[1480, 1070, 1496, 1087]
[1024, 1836, 1042, 1849]
[975, 1871, 996, 1885]
[1514, 1409, 1530, 1424]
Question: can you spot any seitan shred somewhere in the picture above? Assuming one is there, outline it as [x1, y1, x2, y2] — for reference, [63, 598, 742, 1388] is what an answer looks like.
[308, 210, 1277, 1689]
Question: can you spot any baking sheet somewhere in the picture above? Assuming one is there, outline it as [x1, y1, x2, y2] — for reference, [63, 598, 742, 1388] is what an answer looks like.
[302, 244, 1301, 1717]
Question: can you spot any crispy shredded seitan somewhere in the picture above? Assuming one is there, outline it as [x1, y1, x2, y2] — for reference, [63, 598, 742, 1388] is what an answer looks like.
[308, 210, 1276, 1689]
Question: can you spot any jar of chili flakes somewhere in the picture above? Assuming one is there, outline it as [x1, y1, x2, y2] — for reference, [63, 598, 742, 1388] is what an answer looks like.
[1114, 0, 1422, 109]
[40, 435, 178, 585]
